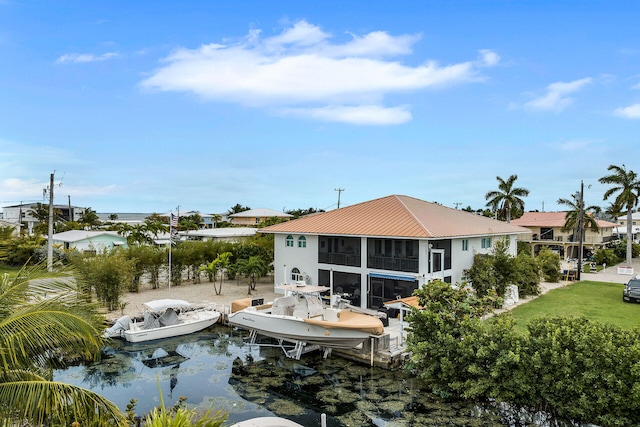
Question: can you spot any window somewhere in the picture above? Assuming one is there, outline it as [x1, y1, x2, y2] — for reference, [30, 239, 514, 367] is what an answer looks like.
[462, 239, 469, 251]
[298, 236, 307, 248]
[481, 237, 492, 249]
[291, 267, 303, 282]
[285, 235, 294, 247]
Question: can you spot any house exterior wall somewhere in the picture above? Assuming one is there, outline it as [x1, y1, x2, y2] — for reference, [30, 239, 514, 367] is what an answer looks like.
[53, 235, 127, 252]
[231, 216, 260, 226]
[272, 232, 519, 307]
[515, 225, 615, 245]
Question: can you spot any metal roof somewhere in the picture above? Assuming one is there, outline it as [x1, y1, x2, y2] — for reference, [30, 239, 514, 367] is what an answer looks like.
[261, 195, 530, 239]
[511, 211, 618, 228]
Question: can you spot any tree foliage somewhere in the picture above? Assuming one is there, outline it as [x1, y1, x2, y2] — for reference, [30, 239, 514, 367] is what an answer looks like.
[464, 237, 541, 298]
[0, 262, 126, 426]
[485, 174, 529, 223]
[599, 164, 640, 264]
[406, 280, 640, 426]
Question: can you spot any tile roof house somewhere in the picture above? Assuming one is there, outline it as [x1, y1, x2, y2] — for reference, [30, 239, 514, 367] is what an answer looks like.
[261, 195, 530, 310]
[510, 211, 618, 259]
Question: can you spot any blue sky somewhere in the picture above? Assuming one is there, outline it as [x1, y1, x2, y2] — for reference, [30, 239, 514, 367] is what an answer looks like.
[1, 1, 639, 215]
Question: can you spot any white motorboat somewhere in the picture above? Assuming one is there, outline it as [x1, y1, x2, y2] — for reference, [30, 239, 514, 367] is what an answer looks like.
[104, 299, 221, 343]
[228, 284, 384, 357]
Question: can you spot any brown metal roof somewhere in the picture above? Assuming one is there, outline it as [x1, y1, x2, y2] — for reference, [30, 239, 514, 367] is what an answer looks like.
[511, 211, 619, 229]
[262, 195, 530, 238]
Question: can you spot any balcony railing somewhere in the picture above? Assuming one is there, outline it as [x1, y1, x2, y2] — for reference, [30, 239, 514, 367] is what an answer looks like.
[318, 252, 361, 267]
[367, 256, 419, 273]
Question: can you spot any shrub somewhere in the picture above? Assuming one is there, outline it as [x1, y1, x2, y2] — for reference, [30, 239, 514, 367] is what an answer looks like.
[593, 248, 620, 266]
[406, 285, 640, 427]
[513, 252, 540, 296]
[536, 247, 561, 282]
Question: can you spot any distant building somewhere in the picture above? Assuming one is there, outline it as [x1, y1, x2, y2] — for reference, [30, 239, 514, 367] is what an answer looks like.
[229, 208, 292, 226]
[511, 211, 618, 259]
[180, 227, 258, 242]
[613, 211, 640, 242]
[2, 203, 88, 234]
[51, 230, 127, 253]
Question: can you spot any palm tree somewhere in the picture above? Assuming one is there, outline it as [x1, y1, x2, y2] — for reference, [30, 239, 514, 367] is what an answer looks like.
[599, 164, 640, 264]
[0, 262, 126, 426]
[485, 174, 530, 223]
[236, 256, 269, 295]
[206, 252, 232, 295]
[79, 208, 102, 229]
[557, 192, 600, 259]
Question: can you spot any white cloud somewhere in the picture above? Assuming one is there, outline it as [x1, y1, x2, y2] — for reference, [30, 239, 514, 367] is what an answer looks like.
[56, 52, 119, 64]
[281, 104, 412, 125]
[140, 20, 498, 125]
[556, 138, 602, 151]
[614, 103, 640, 119]
[524, 77, 592, 112]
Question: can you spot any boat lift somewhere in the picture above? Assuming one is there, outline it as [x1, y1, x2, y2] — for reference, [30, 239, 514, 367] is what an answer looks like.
[246, 329, 332, 360]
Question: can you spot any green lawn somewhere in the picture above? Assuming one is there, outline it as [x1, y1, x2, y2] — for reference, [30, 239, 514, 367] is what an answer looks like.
[0, 264, 21, 277]
[508, 281, 640, 331]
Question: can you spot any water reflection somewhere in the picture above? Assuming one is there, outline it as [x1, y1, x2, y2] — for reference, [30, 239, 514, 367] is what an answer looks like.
[54, 325, 581, 426]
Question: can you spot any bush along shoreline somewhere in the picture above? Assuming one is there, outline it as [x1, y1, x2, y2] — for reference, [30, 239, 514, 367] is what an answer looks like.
[406, 280, 640, 427]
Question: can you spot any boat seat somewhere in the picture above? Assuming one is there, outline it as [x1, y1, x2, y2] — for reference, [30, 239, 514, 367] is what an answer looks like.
[292, 296, 324, 318]
[143, 313, 160, 329]
[158, 308, 182, 327]
[271, 296, 297, 316]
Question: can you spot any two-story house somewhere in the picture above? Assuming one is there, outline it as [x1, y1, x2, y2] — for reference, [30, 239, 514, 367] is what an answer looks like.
[511, 211, 618, 259]
[614, 212, 640, 243]
[2, 203, 88, 234]
[261, 195, 530, 310]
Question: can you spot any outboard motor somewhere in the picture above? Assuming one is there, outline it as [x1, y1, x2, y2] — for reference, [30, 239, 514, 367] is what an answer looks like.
[103, 315, 131, 338]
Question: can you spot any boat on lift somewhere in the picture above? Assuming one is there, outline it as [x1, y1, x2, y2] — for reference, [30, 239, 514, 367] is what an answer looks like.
[228, 284, 384, 358]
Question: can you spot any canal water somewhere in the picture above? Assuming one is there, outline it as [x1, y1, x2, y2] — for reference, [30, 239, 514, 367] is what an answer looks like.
[54, 325, 581, 426]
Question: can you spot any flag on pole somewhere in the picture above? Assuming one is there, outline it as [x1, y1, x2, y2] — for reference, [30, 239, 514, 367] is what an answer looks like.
[170, 213, 178, 228]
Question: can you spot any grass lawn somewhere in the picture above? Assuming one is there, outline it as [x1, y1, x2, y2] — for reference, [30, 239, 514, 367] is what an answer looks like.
[0, 263, 21, 277]
[507, 280, 640, 332]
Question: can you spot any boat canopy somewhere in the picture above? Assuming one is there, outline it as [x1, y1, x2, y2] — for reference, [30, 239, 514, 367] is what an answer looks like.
[143, 299, 192, 312]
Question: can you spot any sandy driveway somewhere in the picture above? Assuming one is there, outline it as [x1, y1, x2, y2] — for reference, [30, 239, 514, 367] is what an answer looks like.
[107, 274, 575, 322]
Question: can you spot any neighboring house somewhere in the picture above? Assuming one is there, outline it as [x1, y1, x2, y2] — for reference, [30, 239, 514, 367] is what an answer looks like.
[180, 227, 258, 242]
[51, 230, 127, 253]
[261, 195, 530, 310]
[229, 208, 293, 226]
[2, 203, 88, 234]
[614, 212, 640, 243]
[163, 210, 219, 229]
[511, 211, 618, 259]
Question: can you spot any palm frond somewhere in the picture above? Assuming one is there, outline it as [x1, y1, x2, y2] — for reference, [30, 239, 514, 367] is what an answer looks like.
[0, 307, 104, 370]
[0, 380, 126, 426]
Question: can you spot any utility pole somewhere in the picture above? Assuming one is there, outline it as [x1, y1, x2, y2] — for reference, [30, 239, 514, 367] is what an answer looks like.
[47, 172, 55, 271]
[454, 202, 461, 210]
[577, 180, 584, 281]
[334, 188, 344, 209]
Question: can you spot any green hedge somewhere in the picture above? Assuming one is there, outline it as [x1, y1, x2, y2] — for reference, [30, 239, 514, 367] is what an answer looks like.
[406, 281, 640, 426]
